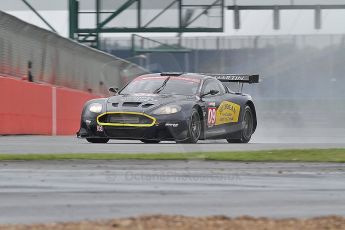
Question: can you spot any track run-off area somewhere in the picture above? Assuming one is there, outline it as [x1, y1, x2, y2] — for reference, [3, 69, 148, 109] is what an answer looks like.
[0, 134, 345, 224]
[0, 160, 345, 224]
[1, 133, 345, 154]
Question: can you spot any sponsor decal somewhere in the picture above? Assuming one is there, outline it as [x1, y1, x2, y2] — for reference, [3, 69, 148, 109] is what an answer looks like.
[207, 107, 217, 127]
[135, 76, 200, 83]
[214, 75, 247, 81]
[208, 102, 216, 107]
[97, 125, 104, 132]
[215, 101, 241, 125]
[134, 76, 167, 81]
[165, 123, 179, 128]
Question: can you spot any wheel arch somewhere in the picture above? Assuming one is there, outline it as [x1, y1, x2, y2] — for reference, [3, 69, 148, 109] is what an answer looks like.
[193, 104, 205, 138]
[245, 100, 257, 132]
[193, 104, 204, 121]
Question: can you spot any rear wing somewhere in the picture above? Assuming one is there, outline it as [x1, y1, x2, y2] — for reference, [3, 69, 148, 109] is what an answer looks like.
[206, 74, 259, 84]
[160, 72, 259, 83]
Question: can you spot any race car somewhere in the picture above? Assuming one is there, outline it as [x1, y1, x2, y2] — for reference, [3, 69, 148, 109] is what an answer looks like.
[77, 72, 259, 144]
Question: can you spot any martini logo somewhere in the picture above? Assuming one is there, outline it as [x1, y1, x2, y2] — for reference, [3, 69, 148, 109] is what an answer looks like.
[215, 75, 246, 81]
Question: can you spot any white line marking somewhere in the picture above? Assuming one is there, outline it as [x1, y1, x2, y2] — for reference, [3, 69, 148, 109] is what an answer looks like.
[52, 87, 57, 136]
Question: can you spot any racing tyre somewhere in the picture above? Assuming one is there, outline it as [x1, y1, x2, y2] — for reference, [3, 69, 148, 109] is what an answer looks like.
[86, 138, 109, 143]
[226, 105, 253, 144]
[141, 140, 161, 143]
[176, 108, 201, 144]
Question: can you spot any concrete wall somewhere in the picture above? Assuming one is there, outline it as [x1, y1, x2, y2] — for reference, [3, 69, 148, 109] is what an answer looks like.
[0, 76, 99, 135]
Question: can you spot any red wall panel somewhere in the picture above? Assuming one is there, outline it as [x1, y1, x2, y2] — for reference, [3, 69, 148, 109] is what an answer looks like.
[0, 76, 99, 135]
[0, 77, 52, 135]
[56, 87, 99, 135]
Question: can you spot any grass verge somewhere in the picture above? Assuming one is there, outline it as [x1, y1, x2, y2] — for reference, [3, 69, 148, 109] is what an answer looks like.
[0, 149, 345, 162]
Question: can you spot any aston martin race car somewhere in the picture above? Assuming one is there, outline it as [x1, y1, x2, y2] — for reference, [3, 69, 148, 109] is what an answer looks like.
[77, 72, 259, 144]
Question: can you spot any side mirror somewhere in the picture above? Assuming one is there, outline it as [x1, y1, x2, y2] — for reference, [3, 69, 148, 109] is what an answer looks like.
[201, 89, 219, 98]
[109, 87, 119, 95]
[209, 89, 219, 95]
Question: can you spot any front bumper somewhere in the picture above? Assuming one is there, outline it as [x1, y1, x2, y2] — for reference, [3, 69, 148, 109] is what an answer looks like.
[77, 113, 189, 141]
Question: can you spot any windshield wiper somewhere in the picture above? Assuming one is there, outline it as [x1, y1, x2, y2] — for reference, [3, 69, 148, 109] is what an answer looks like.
[153, 76, 170, 94]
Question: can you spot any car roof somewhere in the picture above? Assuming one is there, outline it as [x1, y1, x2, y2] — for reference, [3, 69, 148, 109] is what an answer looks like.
[137, 73, 214, 81]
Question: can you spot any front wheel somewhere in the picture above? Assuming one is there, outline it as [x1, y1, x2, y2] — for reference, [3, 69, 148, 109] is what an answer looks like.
[86, 138, 109, 143]
[226, 105, 254, 144]
[176, 108, 201, 144]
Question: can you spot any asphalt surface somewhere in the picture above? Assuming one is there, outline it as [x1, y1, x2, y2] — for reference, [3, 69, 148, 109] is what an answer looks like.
[1, 128, 345, 154]
[1, 129, 344, 224]
[0, 160, 345, 224]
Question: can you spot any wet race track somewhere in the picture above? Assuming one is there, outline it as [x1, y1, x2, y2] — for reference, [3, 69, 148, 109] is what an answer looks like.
[0, 129, 345, 224]
[1, 128, 345, 154]
[1, 160, 345, 224]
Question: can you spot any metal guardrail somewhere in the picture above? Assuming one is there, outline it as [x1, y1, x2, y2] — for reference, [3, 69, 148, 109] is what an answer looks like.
[0, 11, 148, 94]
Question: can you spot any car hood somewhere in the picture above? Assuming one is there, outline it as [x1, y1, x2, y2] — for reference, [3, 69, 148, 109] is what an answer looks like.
[106, 93, 195, 113]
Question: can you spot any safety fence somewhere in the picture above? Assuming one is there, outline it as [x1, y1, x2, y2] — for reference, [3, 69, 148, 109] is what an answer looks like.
[0, 11, 148, 95]
[106, 34, 345, 99]
[0, 76, 97, 135]
[102, 34, 345, 51]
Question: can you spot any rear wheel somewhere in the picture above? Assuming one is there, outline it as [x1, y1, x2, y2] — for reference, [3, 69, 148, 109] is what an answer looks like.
[86, 138, 109, 143]
[226, 105, 253, 143]
[176, 108, 201, 144]
[141, 140, 161, 144]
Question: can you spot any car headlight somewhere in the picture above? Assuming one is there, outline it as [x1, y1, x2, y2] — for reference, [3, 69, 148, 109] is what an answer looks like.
[153, 105, 181, 115]
[89, 103, 103, 113]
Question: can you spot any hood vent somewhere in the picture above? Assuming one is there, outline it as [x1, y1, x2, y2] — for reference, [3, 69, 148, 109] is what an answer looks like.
[112, 103, 119, 107]
[142, 103, 154, 108]
[122, 102, 142, 107]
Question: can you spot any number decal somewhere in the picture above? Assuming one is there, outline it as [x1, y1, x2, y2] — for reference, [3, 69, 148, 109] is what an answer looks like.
[97, 125, 104, 132]
[207, 108, 216, 127]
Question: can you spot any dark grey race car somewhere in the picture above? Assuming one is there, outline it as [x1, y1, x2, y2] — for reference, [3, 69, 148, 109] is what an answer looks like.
[77, 72, 259, 144]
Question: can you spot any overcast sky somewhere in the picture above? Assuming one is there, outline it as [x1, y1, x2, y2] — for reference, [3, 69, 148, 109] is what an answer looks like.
[4, 0, 345, 38]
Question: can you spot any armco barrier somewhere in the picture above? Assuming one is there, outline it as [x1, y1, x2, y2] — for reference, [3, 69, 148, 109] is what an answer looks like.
[0, 76, 99, 135]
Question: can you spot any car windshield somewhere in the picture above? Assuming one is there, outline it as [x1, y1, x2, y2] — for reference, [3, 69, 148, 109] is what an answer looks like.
[120, 76, 200, 96]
